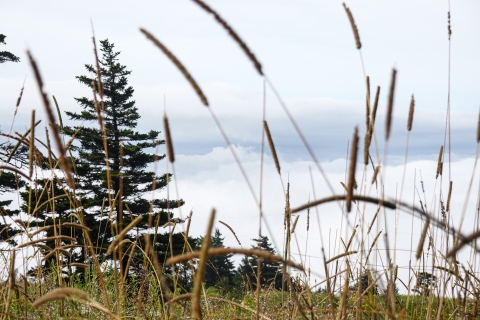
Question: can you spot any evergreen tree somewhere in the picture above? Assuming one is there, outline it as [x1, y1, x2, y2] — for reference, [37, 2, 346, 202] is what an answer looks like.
[0, 34, 20, 64]
[237, 236, 283, 290]
[30, 39, 190, 279]
[201, 228, 235, 288]
[0, 139, 27, 245]
[414, 272, 437, 295]
[0, 171, 24, 244]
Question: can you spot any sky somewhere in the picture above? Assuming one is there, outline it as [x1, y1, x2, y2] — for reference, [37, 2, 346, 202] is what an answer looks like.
[1, 0, 480, 292]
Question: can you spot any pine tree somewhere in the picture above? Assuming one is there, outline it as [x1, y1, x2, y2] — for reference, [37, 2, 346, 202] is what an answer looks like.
[0, 171, 25, 244]
[0, 34, 20, 64]
[53, 39, 188, 279]
[201, 228, 235, 288]
[237, 236, 283, 290]
[0, 139, 27, 245]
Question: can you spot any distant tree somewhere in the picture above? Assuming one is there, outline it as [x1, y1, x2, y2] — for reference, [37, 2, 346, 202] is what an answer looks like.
[414, 272, 437, 295]
[201, 228, 235, 288]
[0, 138, 28, 245]
[349, 272, 378, 295]
[0, 34, 20, 64]
[237, 236, 283, 290]
[0, 171, 25, 244]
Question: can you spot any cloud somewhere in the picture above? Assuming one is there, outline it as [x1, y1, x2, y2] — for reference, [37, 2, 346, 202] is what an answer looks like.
[152, 145, 480, 291]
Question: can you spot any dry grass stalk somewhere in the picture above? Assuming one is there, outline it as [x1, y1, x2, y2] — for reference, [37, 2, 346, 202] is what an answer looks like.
[408, 94, 415, 131]
[191, 0, 263, 75]
[366, 76, 371, 129]
[27, 51, 74, 188]
[219, 220, 241, 246]
[5, 120, 41, 164]
[364, 131, 371, 165]
[306, 205, 310, 232]
[91, 34, 104, 100]
[52, 95, 65, 130]
[0, 165, 32, 181]
[28, 225, 51, 238]
[338, 261, 351, 320]
[477, 109, 480, 143]
[144, 234, 172, 303]
[14, 219, 26, 229]
[63, 128, 79, 151]
[107, 215, 143, 255]
[60, 222, 91, 232]
[291, 194, 396, 214]
[15, 81, 25, 108]
[416, 217, 430, 260]
[165, 293, 193, 306]
[263, 120, 281, 175]
[447, 229, 480, 258]
[435, 266, 463, 281]
[217, 297, 274, 320]
[163, 114, 175, 163]
[42, 248, 72, 261]
[88, 301, 119, 319]
[447, 181, 453, 212]
[92, 81, 105, 131]
[367, 206, 381, 234]
[65, 263, 89, 268]
[140, 28, 209, 106]
[33, 288, 118, 319]
[167, 247, 305, 272]
[340, 181, 356, 204]
[448, 11, 452, 40]
[385, 68, 397, 140]
[16, 235, 76, 249]
[346, 225, 357, 250]
[371, 86, 381, 128]
[32, 288, 89, 308]
[326, 251, 357, 264]
[366, 231, 382, 262]
[371, 166, 380, 184]
[186, 210, 193, 238]
[192, 208, 216, 320]
[291, 215, 300, 234]
[29, 110, 35, 178]
[343, 3, 362, 49]
[436, 145, 444, 179]
[346, 126, 359, 212]
[4, 249, 16, 316]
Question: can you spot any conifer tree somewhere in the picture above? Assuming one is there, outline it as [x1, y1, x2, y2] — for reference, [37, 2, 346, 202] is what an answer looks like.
[43, 39, 188, 279]
[0, 34, 20, 64]
[237, 236, 283, 290]
[0, 139, 27, 245]
[202, 228, 235, 288]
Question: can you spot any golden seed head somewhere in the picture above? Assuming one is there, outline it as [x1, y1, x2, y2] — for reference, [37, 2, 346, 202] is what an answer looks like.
[385, 68, 397, 141]
[407, 94, 415, 131]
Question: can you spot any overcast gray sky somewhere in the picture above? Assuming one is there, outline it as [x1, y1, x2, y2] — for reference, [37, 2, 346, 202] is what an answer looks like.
[2, 0, 480, 158]
[2, 0, 480, 289]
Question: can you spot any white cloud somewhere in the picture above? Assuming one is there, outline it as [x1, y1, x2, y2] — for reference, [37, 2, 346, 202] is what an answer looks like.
[153, 145, 480, 291]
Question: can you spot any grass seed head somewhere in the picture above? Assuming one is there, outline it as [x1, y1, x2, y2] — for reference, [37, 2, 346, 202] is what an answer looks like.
[343, 3, 362, 49]
[408, 94, 415, 131]
[346, 126, 359, 212]
[385, 68, 397, 140]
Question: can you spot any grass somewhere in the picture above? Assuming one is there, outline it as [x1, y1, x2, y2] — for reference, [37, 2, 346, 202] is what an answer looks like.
[0, 1, 478, 319]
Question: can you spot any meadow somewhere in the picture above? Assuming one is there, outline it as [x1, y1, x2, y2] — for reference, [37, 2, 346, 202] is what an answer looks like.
[1, 1, 479, 319]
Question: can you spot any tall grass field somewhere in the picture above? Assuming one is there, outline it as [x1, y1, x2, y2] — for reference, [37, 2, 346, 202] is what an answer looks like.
[1, 1, 479, 319]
